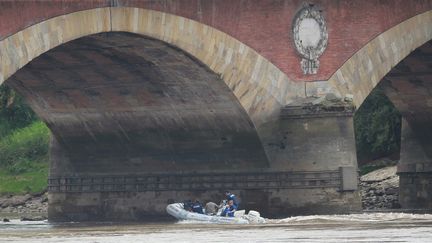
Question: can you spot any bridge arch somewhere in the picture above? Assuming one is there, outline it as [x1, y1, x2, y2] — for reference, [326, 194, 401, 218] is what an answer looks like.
[328, 10, 432, 210]
[0, 7, 303, 131]
[0, 5, 367, 221]
[327, 10, 432, 108]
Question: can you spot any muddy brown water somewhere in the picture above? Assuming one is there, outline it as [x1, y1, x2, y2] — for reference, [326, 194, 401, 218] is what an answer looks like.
[1, 213, 432, 242]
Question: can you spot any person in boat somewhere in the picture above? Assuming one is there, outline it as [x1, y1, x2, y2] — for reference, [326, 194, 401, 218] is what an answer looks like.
[221, 199, 237, 217]
[183, 200, 193, 211]
[225, 191, 239, 208]
[191, 200, 204, 214]
[204, 201, 219, 215]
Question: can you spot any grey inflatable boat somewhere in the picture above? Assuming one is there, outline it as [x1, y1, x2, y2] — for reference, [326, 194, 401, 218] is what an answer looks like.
[166, 203, 265, 224]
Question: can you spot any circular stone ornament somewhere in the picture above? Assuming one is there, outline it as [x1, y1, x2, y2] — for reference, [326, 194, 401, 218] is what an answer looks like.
[292, 5, 328, 74]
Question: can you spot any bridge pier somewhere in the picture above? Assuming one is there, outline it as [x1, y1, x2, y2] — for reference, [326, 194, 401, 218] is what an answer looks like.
[398, 119, 432, 209]
[264, 98, 362, 215]
[47, 97, 362, 221]
[47, 171, 350, 221]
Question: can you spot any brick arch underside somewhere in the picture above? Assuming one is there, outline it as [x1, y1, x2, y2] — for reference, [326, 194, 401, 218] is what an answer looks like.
[380, 40, 432, 165]
[378, 40, 432, 209]
[0, 7, 304, 129]
[6, 32, 271, 174]
[0, 7, 307, 172]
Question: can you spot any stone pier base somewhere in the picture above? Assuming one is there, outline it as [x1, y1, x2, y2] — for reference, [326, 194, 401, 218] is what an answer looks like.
[47, 98, 362, 221]
[398, 119, 432, 209]
[48, 169, 360, 221]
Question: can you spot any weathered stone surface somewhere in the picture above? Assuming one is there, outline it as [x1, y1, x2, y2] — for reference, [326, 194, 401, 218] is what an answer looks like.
[0, 192, 48, 221]
[0, 194, 31, 208]
[48, 186, 361, 221]
[360, 166, 400, 210]
[362, 166, 398, 182]
[275, 102, 357, 172]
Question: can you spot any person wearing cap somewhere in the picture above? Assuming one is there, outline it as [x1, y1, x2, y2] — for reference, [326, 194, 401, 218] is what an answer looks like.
[224, 191, 239, 208]
[221, 199, 237, 217]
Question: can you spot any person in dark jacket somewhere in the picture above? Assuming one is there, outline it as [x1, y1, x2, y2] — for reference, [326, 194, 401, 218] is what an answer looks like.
[225, 191, 239, 208]
[191, 200, 204, 214]
[183, 200, 193, 211]
[221, 199, 237, 217]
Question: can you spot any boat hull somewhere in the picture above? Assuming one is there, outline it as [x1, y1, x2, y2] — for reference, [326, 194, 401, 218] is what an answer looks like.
[166, 203, 250, 224]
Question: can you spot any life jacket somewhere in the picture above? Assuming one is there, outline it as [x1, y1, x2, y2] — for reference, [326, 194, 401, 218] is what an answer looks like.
[226, 193, 239, 207]
[221, 204, 237, 217]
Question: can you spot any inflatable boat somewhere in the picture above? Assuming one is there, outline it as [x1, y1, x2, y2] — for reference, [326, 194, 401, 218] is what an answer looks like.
[166, 203, 265, 224]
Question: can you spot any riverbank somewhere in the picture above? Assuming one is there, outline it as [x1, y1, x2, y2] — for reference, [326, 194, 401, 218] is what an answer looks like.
[0, 191, 47, 221]
[359, 165, 400, 210]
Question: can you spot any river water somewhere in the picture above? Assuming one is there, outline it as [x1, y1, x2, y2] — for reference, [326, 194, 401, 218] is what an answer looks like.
[1, 213, 432, 242]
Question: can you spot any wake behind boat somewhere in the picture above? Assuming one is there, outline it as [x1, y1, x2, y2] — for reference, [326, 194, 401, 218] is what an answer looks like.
[166, 203, 265, 224]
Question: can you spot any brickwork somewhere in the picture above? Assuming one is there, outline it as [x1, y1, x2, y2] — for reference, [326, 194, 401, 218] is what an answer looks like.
[1, 1, 431, 82]
[0, 7, 307, 133]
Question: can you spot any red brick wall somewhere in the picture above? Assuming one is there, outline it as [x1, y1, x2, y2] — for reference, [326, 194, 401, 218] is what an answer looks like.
[0, 0, 109, 39]
[0, 0, 431, 82]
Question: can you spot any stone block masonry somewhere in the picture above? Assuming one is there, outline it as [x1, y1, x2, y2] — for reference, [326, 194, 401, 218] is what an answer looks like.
[1, 1, 431, 220]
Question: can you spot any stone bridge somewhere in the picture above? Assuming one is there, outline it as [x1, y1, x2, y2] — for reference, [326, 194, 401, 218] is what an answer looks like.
[0, 0, 431, 221]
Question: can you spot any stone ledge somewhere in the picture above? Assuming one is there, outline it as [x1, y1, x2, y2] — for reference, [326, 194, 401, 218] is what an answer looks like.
[398, 163, 432, 173]
[48, 170, 341, 193]
[280, 93, 355, 119]
[280, 105, 354, 119]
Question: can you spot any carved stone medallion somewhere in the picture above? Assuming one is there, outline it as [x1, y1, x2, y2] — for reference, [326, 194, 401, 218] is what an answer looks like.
[293, 5, 328, 75]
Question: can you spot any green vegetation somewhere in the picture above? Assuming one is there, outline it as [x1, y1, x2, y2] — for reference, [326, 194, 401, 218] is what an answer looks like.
[0, 162, 48, 194]
[0, 85, 50, 194]
[354, 87, 401, 164]
[0, 86, 38, 137]
[0, 121, 50, 173]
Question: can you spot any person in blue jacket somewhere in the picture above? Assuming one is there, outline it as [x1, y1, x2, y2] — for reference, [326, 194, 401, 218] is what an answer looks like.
[225, 191, 239, 208]
[221, 199, 237, 217]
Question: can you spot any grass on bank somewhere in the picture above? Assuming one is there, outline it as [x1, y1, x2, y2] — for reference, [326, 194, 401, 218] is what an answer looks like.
[0, 121, 49, 194]
[0, 162, 48, 194]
